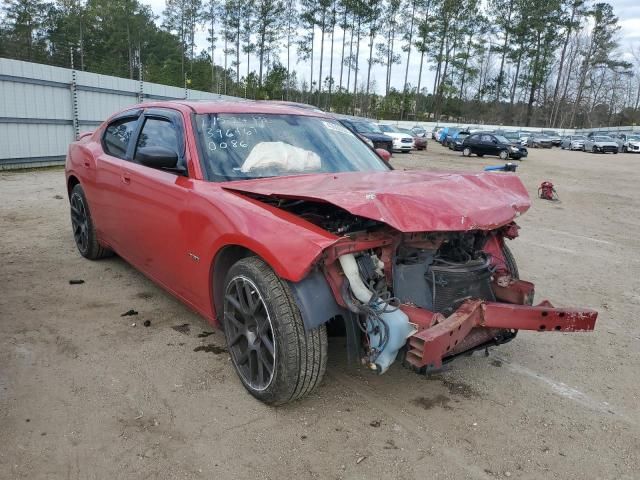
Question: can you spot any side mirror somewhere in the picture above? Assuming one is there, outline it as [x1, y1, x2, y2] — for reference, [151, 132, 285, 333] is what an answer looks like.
[492, 138, 498, 144]
[136, 146, 178, 169]
[375, 148, 392, 163]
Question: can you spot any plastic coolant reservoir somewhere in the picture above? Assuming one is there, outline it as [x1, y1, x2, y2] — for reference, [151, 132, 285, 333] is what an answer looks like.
[367, 301, 416, 374]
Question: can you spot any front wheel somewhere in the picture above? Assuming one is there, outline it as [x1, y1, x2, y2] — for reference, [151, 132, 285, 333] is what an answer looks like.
[223, 257, 327, 405]
[499, 150, 509, 160]
[592, 146, 598, 153]
[462, 147, 471, 157]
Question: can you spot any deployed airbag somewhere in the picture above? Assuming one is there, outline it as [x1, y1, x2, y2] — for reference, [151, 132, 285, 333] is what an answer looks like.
[241, 141, 321, 173]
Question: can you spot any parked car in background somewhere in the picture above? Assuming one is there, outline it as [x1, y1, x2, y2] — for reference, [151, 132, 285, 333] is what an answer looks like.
[443, 128, 462, 148]
[432, 126, 442, 140]
[338, 118, 394, 153]
[583, 135, 618, 154]
[448, 130, 471, 151]
[518, 131, 534, 146]
[527, 134, 553, 148]
[411, 126, 427, 137]
[560, 135, 586, 150]
[462, 132, 525, 160]
[615, 133, 640, 153]
[541, 130, 562, 147]
[398, 128, 427, 150]
[377, 123, 415, 153]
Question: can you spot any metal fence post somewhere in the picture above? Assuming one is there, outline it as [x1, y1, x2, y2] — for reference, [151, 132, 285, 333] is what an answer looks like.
[69, 48, 80, 140]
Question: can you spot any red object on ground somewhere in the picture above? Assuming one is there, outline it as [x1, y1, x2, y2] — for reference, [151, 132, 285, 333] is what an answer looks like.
[538, 181, 558, 200]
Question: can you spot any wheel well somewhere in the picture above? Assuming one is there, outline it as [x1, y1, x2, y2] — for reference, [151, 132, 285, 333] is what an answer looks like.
[211, 245, 254, 323]
[67, 175, 80, 197]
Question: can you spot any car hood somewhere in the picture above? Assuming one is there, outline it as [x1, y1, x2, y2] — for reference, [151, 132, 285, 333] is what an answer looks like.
[222, 170, 530, 232]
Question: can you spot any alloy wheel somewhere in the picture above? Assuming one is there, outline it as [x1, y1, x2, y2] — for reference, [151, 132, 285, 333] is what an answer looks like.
[224, 276, 275, 391]
[70, 193, 89, 254]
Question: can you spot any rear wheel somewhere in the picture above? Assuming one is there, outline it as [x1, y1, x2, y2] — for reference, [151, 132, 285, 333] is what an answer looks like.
[622, 146, 628, 153]
[69, 184, 112, 260]
[462, 147, 471, 157]
[223, 257, 327, 405]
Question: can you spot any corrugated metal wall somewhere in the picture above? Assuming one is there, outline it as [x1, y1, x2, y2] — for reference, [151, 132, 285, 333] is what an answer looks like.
[0, 58, 236, 169]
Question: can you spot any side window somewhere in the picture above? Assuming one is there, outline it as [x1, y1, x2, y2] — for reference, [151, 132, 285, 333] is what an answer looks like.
[481, 134, 493, 142]
[469, 134, 479, 141]
[103, 117, 138, 159]
[135, 118, 179, 154]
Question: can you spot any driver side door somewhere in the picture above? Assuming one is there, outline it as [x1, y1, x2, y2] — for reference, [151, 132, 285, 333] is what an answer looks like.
[116, 108, 198, 303]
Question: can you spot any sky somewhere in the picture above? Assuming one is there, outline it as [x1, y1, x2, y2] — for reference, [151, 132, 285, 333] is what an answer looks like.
[145, 0, 640, 95]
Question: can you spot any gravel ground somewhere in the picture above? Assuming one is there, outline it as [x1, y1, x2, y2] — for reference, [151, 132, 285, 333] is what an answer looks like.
[1, 145, 639, 479]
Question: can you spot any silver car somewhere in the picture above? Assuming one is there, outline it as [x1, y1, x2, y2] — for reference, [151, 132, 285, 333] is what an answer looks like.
[560, 135, 586, 151]
[615, 133, 640, 153]
[583, 135, 619, 154]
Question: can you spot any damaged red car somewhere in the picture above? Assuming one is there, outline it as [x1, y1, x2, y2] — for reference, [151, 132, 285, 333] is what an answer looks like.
[65, 101, 598, 405]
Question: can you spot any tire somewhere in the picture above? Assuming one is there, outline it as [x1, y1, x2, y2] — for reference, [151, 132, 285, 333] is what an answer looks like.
[462, 147, 471, 157]
[499, 150, 508, 160]
[69, 184, 112, 260]
[623, 146, 628, 153]
[477, 153, 484, 157]
[502, 243, 519, 280]
[592, 146, 598, 153]
[223, 257, 327, 405]
[582, 146, 585, 152]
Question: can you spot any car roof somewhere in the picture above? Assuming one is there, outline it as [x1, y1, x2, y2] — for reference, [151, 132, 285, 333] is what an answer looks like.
[133, 99, 331, 118]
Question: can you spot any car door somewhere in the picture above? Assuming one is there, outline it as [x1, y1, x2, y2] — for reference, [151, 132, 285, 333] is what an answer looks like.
[117, 108, 197, 301]
[93, 110, 143, 250]
[480, 134, 496, 156]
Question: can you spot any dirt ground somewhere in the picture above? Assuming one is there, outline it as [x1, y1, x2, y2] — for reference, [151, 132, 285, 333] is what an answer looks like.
[1, 145, 639, 480]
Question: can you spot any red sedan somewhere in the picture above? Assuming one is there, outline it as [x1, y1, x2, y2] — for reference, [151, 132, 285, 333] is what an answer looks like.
[65, 101, 597, 405]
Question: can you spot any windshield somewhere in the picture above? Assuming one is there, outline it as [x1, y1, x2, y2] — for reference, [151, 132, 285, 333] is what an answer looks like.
[594, 136, 612, 141]
[543, 131, 559, 136]
[502, 132, 519, 140]
[628, 136, 640, 141]
[412, 127, 426, 135]
[494, 135, 511, 144]
[572, 136, 585, 140]
[378, 124, 401, 133]
[195, 114, 389, 181]
[351, 121, 382, 134]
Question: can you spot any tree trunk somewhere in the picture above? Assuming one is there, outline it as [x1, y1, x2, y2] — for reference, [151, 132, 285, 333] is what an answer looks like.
[328, 3, 336, 108]
[339, 9, 347, 90]
[495, 0, 514, 102]
[400, 0, 417, 120]
[318, 9, 326, 101]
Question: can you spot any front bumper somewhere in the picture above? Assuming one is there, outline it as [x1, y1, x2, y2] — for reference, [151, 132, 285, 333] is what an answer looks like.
[626, 143, 640, 152]
[401, 280, 597, 370]
[593, 145, 618, 153]
[393, 140, 414, 151]
[570, 142, 584, 150]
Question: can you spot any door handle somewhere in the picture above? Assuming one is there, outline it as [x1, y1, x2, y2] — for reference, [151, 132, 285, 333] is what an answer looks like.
[83, 160, 90, 168]
[121, 173, 131, 185]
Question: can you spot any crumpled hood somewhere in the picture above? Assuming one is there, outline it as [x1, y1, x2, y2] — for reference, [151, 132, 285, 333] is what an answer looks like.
[223, 170, 531, 232]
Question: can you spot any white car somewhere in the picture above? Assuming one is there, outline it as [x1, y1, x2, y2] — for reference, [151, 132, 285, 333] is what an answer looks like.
[583, 136, 619, 154]
[617, 134, 640, 153]
[377, 124, 415, 153]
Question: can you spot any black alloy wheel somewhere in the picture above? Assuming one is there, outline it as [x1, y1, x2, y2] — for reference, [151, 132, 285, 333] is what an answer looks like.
[70, 192, 89, 255]
[224, 275, 275, 391]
